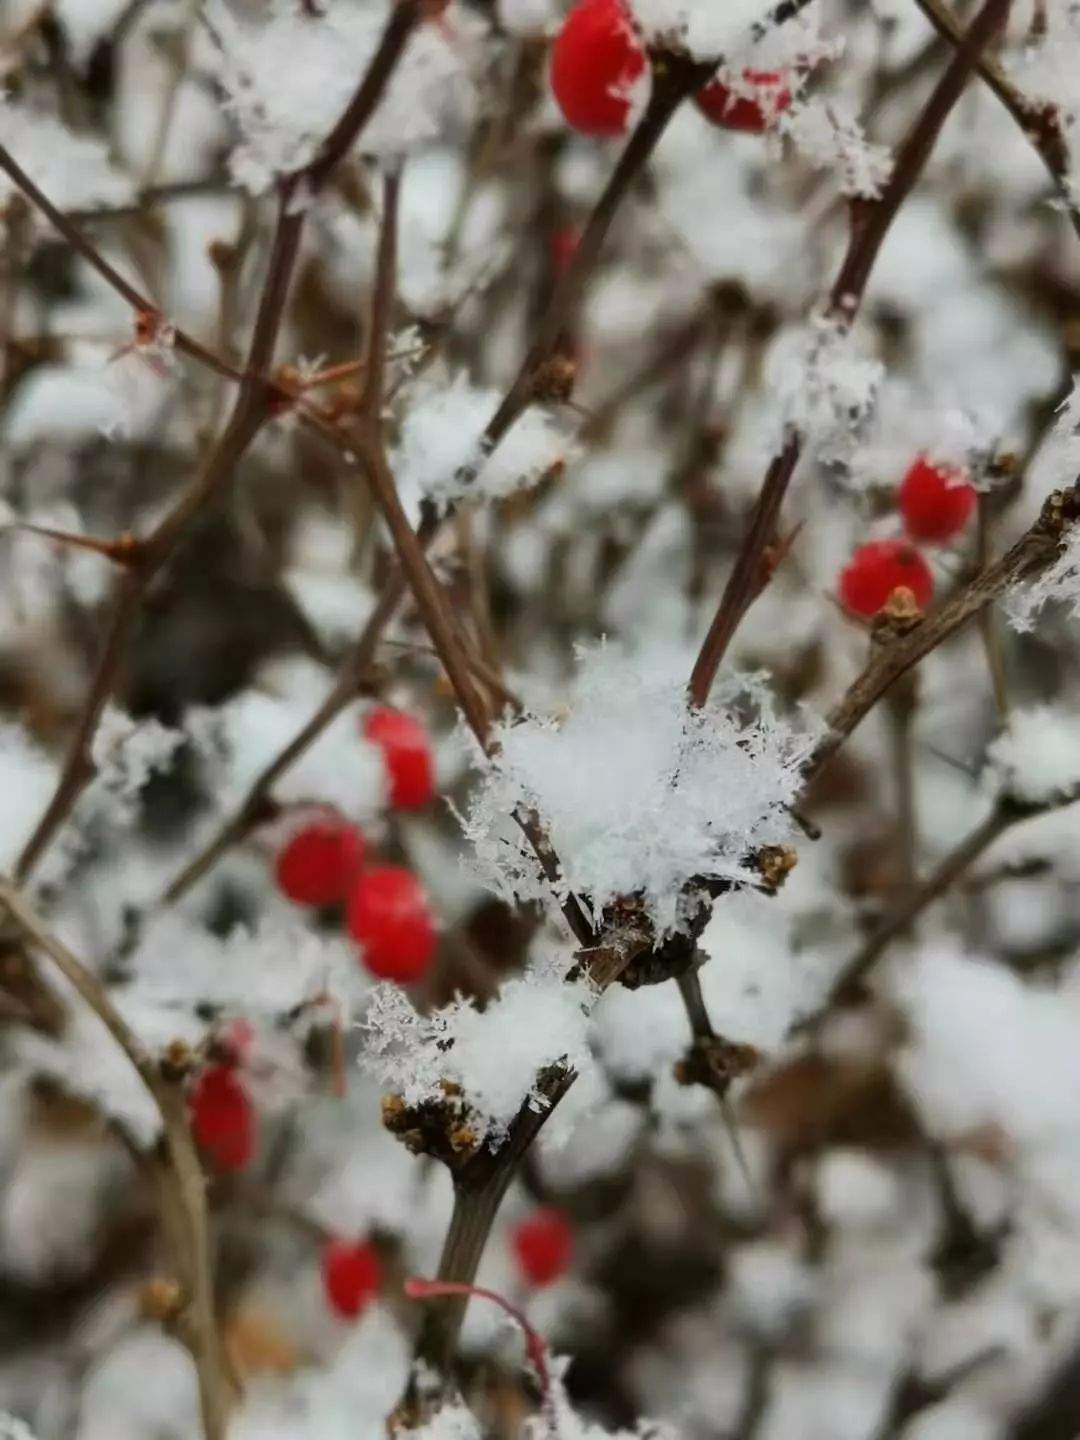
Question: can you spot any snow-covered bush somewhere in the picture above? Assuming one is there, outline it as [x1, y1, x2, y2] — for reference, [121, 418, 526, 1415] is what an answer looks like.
[1, 0, 1080, 1436]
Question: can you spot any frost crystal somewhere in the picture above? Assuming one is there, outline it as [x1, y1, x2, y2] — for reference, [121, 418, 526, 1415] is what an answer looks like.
[90, 708, 184, 808]
[629, 0, 822, 67]
[1004, 524, 1080, 633]
[393, 372, 576, 513]
[774, 316, 884, 467]
[782, 98, 893, 199]
[460, 645, 817, 935]
[206, 0, 481, 193]
[359, 954, 594, 1146]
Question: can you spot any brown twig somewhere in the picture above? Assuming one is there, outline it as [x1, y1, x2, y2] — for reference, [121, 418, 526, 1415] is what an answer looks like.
[9, 0, 425, 884]
[687, 0, 1014, 707]
[976, 497, 1012, 723]
[157, 46, 711, 909]
[0, 879, 234, 1440]
[795, 787, 1078, 1031]
[911, 0, 1080, 244]
[0, 139, 242, 383]
[806, 481, 1080, 783]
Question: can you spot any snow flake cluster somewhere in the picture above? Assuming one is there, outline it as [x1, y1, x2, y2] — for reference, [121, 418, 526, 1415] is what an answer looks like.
[360, 951, 594, 1145]
[773, 315, 885, 465]
[205, 0, 482, 192]
[460, 645, 818, 934]
[393, 371, 577, 513]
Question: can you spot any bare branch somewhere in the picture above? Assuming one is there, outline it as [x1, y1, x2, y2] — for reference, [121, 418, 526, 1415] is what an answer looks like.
[11, 3, 425, 883]
[795, 787, 1079, 1035]
[806, 481, 1080, 783]
[0, 879, 234, 1440]
[688, 0, 1015, 707]
[912, 0, 1080, 244]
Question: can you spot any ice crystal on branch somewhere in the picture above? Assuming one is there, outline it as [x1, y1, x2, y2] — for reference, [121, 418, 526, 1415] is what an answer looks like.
[394, 371, 576, 513]
[460, 645, 817, 935]
[1004, 524, 1080, 633]
[360, 953, 593, 1146]
[205, 0, 482, 193]
[782, 97, 893, 199]
[773, 316, 884, 466]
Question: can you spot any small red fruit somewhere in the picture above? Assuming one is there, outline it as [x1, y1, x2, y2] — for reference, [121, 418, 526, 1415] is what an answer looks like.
[363, 706, 435, 810]
[838, 539, 934, 618]
[511, 1207, 574, 1288]
[696, 70, 791, 133]
[322, 1237, 381, 1320]
[276, 818, 365, 907]
[550, 0, 646, 137]
[347, 865, 436, 983]
[189, 1064, 257, 1172]
[898, 456, 977, 543]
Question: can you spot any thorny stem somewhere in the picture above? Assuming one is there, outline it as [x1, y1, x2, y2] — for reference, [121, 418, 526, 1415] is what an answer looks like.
[688, 0, 1014, 707]
[0, 140, 242, 382]
[0, 880, 233, 1440]
[675, 968, 757, 1194]
[9, 0, 425, 884]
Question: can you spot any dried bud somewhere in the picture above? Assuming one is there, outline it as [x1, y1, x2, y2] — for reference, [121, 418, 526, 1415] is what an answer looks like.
[532, 354, 578, 404]
[756, 844, 798, 891]
[675, 1034, 761, 1096]
[138, 1277, 184, 1322]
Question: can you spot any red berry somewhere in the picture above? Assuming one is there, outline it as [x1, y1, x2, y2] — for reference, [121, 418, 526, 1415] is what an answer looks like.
[511, 1207, 574, 1288]
[189, 1064, 257, 1172]
[696, 70, 791, 133]
[897, 456, 976, 543]
[550, 0, 646, 137]
[346, 865, 436, 983]
[363, 707, 435, 811]
[322, 1237, 381, 1320]
[275, 818, 365, 907]
[838, 539, 934, 618]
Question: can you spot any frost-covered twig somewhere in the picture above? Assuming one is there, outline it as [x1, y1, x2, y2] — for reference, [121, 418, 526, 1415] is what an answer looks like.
[326, 173, 494, 746]
[0, 141, 242, 383]
[157, 49, 716, 910]
[912, 0, 1080, 244]
[688, 0, 1014, 708]
[0, 880, 233, 1440]
[12, 0, 425, 884]
[809, 480, 1080, 780]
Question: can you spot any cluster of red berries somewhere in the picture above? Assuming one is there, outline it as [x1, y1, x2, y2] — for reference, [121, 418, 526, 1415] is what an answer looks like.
[839, 456, 977, 619]
[550, 0, 791, 138]
[274, 706, 438, 985]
